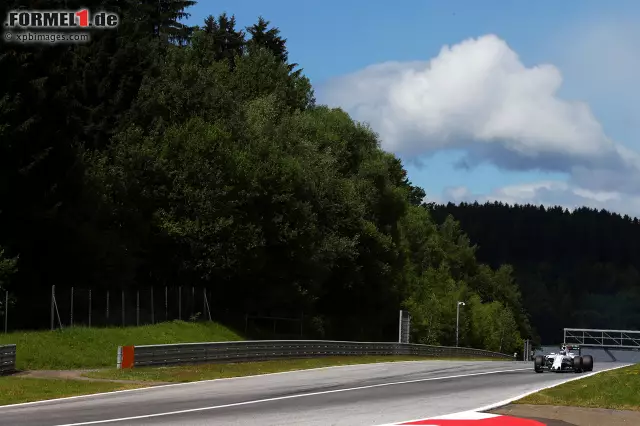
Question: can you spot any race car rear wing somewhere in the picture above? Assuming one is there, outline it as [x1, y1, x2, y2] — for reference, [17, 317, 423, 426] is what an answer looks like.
[565, 344, 582, 355]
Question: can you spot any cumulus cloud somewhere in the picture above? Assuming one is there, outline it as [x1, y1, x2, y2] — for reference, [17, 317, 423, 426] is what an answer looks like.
[320, 34, 640, 194]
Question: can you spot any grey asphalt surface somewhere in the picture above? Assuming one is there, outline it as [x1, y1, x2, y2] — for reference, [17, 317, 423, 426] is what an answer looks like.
[0, 360, 629, 426]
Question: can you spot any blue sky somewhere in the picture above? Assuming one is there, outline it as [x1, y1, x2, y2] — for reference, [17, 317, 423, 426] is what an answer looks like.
[185, 1, 640, 216]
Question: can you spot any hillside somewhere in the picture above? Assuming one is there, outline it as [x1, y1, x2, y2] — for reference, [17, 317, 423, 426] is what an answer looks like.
[429, 201, 640, 343]
[0, 321, 242, 370]
[0, 1, 531, 354]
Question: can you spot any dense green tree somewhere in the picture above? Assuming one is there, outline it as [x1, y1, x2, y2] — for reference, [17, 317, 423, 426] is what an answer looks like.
[200, 13, 246, 69]
[246, 17, 289, 64]
[0, 1, 530, 354]
[430, 201, 640, 343]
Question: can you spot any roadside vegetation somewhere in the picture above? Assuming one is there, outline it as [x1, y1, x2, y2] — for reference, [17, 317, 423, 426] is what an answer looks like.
[2, 0, 529, 354]
[516, 364, 640, 411]
[0, 320, 242, 370]
[0, 377, 147, 406]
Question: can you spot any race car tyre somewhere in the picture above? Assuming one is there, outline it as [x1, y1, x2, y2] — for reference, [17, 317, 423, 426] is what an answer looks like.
[582, 355, 594, 372]
[573, 355, 583, 373]
[534, 355, 545, 373]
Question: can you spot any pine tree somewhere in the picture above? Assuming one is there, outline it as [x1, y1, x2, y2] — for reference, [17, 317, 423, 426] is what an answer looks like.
[246, 17, 288, 64]
[202, 13, 246, 69]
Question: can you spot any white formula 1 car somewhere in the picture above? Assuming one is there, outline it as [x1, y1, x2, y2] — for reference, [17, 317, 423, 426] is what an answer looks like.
[533, 344, 593, 373]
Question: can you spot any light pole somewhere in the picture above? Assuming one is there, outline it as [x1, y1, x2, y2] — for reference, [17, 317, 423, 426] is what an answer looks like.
[456, 301, 465, 347]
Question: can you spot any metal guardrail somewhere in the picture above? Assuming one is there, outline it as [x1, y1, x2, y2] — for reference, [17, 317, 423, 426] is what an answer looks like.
[117, 340, 515, 368]
[0, 344, 16, 375]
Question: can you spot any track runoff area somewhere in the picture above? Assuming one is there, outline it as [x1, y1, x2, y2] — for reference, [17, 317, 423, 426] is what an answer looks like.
[376, 351, 629, 426]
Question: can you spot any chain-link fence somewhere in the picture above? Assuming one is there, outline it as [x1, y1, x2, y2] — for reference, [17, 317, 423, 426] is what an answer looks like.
[2, 286, 399, 342]
[49, 285, 215, 329]
[2, 286, 310, 340]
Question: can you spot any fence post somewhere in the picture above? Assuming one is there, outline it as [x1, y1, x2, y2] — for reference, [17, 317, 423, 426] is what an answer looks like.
[106, 290, 110, 322]
[136, 290, 140, 326]
[121, 290, 125, 327]
[203, 289, 212, 322]
[51, 285, 55, 331]
[70, 287, 74, 327]
[191, 286, 194, 318]
[164, 286, 168, 321]
[178, 286, 182, 320]
[4, 290, 8, 333]
[88, 289, 92, 327]
[151, 287, 154, 324]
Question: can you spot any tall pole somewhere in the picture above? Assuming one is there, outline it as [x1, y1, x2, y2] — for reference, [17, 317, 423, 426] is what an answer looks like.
[456, 304, 459, 347]
[151, 287, 154, 324]
[51, 285, 55, 331]
[456, 301, 465, 347]
[70, 287, 74, 327]
[121, 290, 125, 327]
[4, 290, 8, 333]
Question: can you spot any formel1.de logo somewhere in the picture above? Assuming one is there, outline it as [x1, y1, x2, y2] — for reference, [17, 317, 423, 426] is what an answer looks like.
[4, 9, 119, 29]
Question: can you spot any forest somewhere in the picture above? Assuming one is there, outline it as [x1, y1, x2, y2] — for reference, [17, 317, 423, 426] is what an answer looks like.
[430, 202, 640, 344]
[6, 0, 629, 353]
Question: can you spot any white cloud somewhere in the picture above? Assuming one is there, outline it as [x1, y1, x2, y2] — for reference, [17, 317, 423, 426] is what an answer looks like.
[320, 34, 640, 194]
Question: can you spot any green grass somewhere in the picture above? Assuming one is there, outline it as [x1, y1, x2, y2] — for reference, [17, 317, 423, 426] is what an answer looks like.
[85, 355, 502, 383]
[0, 376, 148, 406]
[0, 320, 243, 370]
[516, 363, 640, 411]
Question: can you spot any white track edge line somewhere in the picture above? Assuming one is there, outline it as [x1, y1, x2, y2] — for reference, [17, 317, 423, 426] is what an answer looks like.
[0, 359, 516, 409]
[374, 362, 633, 426]
[472, 362, 632, 412]
[49, 367, 530, 426]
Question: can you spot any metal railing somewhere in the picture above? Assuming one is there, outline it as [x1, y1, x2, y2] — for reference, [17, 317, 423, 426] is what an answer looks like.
[117, 340, 515, 368]
[564, 328, 640, 349]
[0, 344, 16, 375]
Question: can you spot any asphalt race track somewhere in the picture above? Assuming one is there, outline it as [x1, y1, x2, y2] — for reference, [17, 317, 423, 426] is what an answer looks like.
[0, 360, 628, 426]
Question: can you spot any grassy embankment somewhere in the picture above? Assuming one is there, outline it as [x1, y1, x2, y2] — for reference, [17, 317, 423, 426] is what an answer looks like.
[0, 320, 501, 405]
[0, 377, 144, 406]
[0, 320, 243, 370]
[85, 354, 500, 383]
[516, 363, 640, 411]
